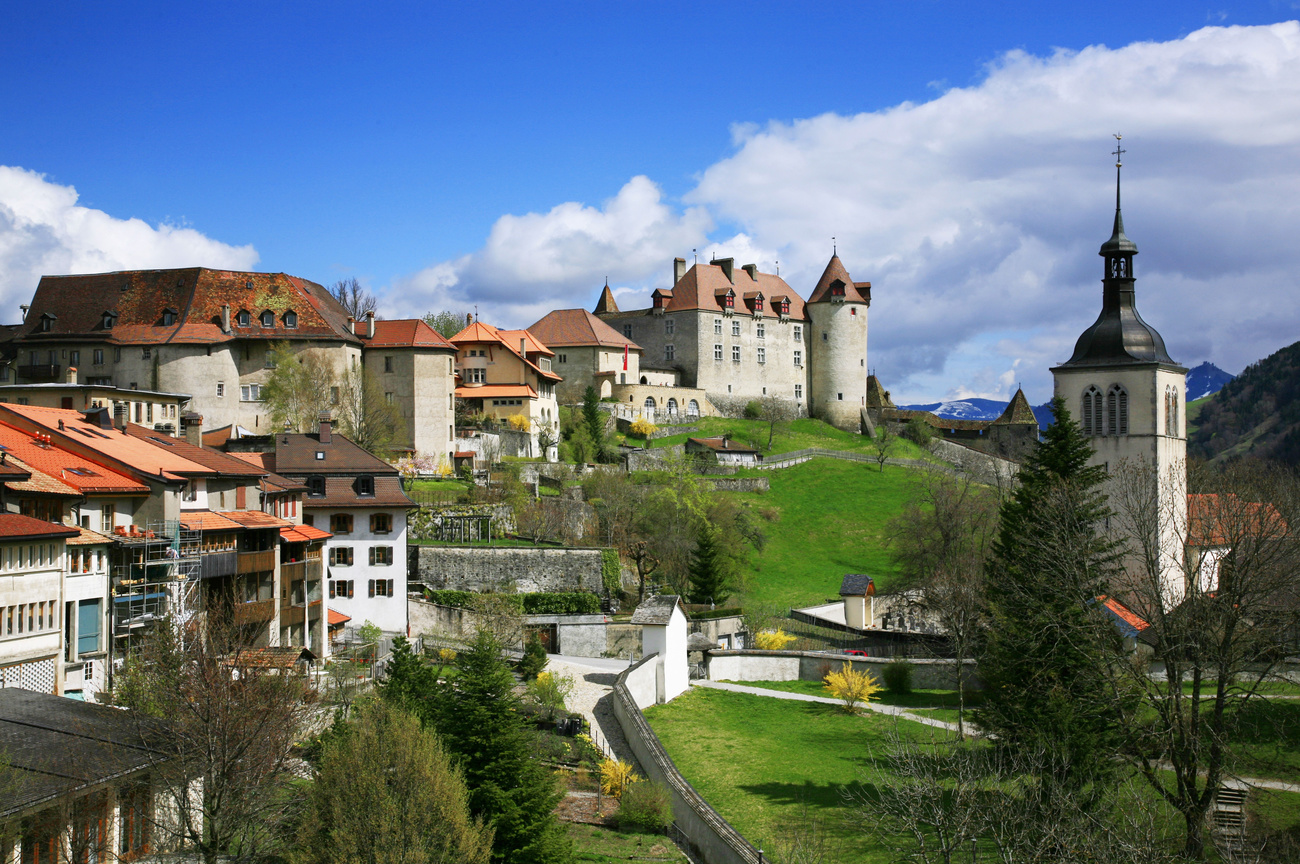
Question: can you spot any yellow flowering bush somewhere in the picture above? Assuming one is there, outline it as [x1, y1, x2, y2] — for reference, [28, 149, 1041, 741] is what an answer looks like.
[753, 629, 797, 650]
[823, 662, 881, 713]
[507, 413, 532, 431]
[629, 417, 657, 439]
[600, 758, 642, 799]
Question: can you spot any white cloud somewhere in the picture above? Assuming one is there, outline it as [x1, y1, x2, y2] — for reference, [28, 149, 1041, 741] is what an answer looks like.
[0, 166, 258, 316]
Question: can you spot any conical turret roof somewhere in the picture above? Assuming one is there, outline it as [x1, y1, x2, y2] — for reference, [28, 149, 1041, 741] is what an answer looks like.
[593, 281, 619, 315]
[807, 254, 869, 304]
[992, 388, 1036, 425]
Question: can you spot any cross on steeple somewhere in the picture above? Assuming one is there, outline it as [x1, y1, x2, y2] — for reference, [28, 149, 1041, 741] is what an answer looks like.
[1112, 133, 1125, 211]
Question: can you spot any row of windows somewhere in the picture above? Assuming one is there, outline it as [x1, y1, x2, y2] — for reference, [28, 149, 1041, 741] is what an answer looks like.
[1081, 385, 1129, 436]
[708, 345, 802, 366]
[1, 543, 61, 571]
[1, 600, 57, 637]
[328, 513, 391, 534]
[328, 545, 395, 566]
[630, 320, 803, 340]
[232, 308, 299, 329]
[329, 578, 396, 597]
[69, 548, 106, 574]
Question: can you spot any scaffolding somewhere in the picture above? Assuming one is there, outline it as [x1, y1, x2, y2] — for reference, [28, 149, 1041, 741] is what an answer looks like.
[110, 520, 202, 651]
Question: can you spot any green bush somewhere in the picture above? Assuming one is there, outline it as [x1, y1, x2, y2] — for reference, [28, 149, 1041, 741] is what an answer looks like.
[518, 635, 548, 680]
[425, 589, 477, 608]
[686, 606, 743, 620]
[882, 659, 914, 694]
[743, 400, 762, 419]
[902, 417, 934, 446]
[600, 548, 622, 597]
[616, 780, 674, 832]
[522, 592, 601, 615]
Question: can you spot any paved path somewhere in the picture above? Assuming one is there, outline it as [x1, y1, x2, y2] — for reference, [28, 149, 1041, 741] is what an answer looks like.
[692, 679, 961, 733]
[546, 654, 641, 769]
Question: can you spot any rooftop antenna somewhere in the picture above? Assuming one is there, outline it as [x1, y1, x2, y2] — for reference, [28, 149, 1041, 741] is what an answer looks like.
[474, 304, 479, 323]
[693, 248, 697, 265]
[832, 236, 837, 255]
[775, 260, 779, 276]
[1113, 133, 1125, 210]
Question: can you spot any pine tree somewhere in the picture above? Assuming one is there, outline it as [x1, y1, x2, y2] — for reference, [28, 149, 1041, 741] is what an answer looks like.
[975, 396, 1127, 799]
[686, 524, 731, 606]
[582, 386, 605, 458]
[380, 635, 436, 720]
[432, 631, 573, 864]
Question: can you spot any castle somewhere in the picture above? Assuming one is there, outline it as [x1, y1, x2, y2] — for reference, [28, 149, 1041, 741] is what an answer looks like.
[589, 253, 872, 430]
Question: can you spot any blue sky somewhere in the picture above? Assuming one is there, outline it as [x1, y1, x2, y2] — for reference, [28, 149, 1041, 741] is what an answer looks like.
[3, 1, 1300, 403]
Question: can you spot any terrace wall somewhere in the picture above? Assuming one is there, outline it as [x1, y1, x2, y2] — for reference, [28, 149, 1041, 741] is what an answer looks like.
[705, 648, 981, 691]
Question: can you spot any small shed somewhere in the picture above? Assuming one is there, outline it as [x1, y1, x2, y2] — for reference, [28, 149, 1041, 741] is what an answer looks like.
[631, 594, 689, 702]
[452, 450, 476, 474]
[839, 573, 875, 630]
[685, 436, 761, 466]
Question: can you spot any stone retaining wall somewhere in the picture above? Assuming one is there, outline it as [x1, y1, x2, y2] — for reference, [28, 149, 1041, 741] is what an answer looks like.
[411, 545, 605, 594]
[707, 477, 769, 492]
[705, 649, 981, 691]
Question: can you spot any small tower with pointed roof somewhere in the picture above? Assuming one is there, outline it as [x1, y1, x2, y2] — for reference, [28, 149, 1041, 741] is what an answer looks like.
[1051, 140, 1188, 595]
[806, 253, 870, 430]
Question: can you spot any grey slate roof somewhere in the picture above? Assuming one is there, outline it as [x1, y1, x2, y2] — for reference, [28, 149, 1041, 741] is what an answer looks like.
[687, 632, 716, 651]
[0, 689, 167, 819]
[839, 574, 874, 596]
[631, 594, 684, 625]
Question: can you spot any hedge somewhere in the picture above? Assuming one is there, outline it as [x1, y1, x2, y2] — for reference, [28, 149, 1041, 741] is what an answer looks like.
[600, 548, 622, 597]
[686, 606, 743, 620]
[424, 589, 599, 615]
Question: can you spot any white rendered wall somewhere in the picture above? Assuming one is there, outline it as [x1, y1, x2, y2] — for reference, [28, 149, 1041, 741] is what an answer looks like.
[318, 508, 408, 634]
[806, 300, 868, 430]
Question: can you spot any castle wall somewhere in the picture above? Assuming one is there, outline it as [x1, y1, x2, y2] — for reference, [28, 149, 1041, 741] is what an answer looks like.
[551, 345, 641, 403]
[806, 300, 868, 429]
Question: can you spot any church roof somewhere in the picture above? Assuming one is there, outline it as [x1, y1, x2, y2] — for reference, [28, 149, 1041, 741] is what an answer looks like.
[992, 388, 1037, 426]
[807, 255, 870, 304]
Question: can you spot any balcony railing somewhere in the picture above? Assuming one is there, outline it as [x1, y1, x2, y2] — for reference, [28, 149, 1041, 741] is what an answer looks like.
[237, 549, 275, 575]
[200, 550, 238, 580]
[233, 599, 276, 626]
[17, 364, 60, 381]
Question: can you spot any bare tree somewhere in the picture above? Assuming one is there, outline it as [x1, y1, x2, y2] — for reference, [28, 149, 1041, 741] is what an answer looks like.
[112, 618, 315, 864]
[888, 464, 1000, 735]
[871, 423, 895, 472]
[759, 395, 799, 452]
[1108, 458, 1300, 860]
[330, 277, 378, 319]
[630, 540, 661, 602]
[336, 363, 405, 455]
[260, 342, 337, 432]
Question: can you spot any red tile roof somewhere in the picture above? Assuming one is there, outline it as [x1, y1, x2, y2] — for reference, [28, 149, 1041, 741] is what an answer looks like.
[327, 608, 351, 626]
[66, 526, 115, 546]
[1188, 493, 1287, 547]
[0, 421, 150, 494]
[2, 456, 81, 498]
[222, 510, 292, 529]
[449, 320, 561, 381]
[527, 309, 643, 350]
[229, 452, 307, 494]
[367, 319, 456, 349]
[455, 384, 538, 400]
[662, 262, 806, 319]
[18, 269, 360, 346]
[0, 514, 79, 540]
[301, 476, 411, 508]
[281, 524, 332, 543]
[124, 425, 267, 477]
[807, 255, 870, 305]
[178, 511, 243, 532]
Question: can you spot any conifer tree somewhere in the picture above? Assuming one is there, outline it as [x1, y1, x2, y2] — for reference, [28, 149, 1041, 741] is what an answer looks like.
[686, 524, 730, 606]
[380, 635, 437, 720]
[975, 396, 1127, 798]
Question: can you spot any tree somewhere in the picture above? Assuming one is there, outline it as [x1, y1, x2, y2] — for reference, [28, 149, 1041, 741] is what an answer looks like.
[630, 540, 660, 602]
[337, 362, 406, 456]
[889, 464, 1000, 734]
[685, 524, 730, 605]
[822, 662, 881, 712]
[758, 395, 798, 451]
[1108, 458, 1300, 860]
[112, 618, 314, 864]
[260, 342, 337, 432]
[871, 423, 895, 471]
[294, 700, 493, 864]
[580, 386, 611, 462]
[331, 277, 378, 319]
[425, 309, 472, 339]
[431, 631, 573, 864]
[381, 635, 437, 715]
[975, 397, 1128, 798]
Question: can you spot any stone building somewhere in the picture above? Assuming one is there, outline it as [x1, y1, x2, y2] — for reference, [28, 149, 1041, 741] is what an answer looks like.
[526, 306, 643, 403]
[593, 254, 871, 429]
[450, 318, 561, 445]
[866, 375, 1040, 462]
[365, 319, 458, 457]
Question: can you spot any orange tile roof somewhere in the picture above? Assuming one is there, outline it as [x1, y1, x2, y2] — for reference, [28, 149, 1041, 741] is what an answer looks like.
[662, 262, 807, 319]
[527, 309, 643, 350]
[66, 526, 115, 546]
[0, 405, 207, 482]
[367, 319, 456, 349]
[455, 384, 538, 400]
[178, 511, 242, 532]
[2, 457, 80, 498]
[1188, 493, 1287, 547]
[281, 524, 333, 543]
[327, 608, 351, 626]
[1098, 596, 1150, 634]
[0, 421, 150, 493]
[498, 328, 554, 357]
[449, 320, 561, 381]
[807, 254, 870, 304]
[222, 510, 292, 529]
[0, 514, 79, 540]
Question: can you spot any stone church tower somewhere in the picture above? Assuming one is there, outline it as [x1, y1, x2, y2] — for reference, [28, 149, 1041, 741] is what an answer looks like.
[1051, 145, 1188, 596]
[806, 254, 870, 430]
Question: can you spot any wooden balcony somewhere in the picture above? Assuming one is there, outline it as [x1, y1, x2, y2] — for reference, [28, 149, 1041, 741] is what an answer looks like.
[237, 549, 275, 575]
[281, 560, 306, 583]
[200, 550, 237, 580]
[232, 598, 276, 626]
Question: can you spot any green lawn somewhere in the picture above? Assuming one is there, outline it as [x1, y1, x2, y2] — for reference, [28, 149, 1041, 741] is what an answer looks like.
[406, 478, 474, 493]
[724, 459, 919, 609]
[567, 823, 684, 862]
[723, 679, 983, 713]
[1185, 394, 1213, 437]
[1227, 698, 1300, 785]
[644, 686, 944, 864]
[642, 416, 934, 461]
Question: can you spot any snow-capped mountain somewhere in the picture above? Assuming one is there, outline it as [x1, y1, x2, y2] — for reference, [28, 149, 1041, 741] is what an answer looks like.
[896, 398, 1009, 422]
[1185, 362, 1234, 402]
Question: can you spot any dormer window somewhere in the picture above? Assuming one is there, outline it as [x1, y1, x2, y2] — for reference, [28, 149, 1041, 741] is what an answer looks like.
[260, 310, 275, 328]
[829, 279, 847, 302]
[162, 308, 179, 326]
[38, 313, 55, 333]
[307, 476, 325, 497]
[102, 311, 117, 330]
[236, 309, 251, 327]
[284, 310, 298, 329]
[356, 475, 375, 497]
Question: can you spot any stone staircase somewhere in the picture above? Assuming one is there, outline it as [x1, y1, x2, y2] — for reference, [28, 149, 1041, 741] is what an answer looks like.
[1212, 781, 1248, 846]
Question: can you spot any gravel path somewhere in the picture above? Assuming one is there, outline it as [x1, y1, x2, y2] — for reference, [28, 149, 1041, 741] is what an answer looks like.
[546, 655, 643, 771]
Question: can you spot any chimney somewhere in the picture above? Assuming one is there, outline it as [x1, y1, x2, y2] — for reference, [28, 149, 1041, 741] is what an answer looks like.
[182, 412, 203, 447]
[346, 316, 356, 335]
[221, 304, 231, 333]
[113, 401, 128, 432]
[318, 411, 332, 444]
[66, 366, 77, 385]
[710, 257, 735, 283]
[673, 257, 686, 284]
[742, 263, 758, 281]
[466, 312, 473, 326]
[365, 311, 375, 339]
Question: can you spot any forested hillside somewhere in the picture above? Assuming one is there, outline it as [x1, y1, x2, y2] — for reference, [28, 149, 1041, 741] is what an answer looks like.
[1189, 339, 1300, 466]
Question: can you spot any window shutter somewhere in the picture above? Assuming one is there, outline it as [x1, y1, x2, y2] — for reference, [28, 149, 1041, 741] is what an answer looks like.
[329, 581, 335, 599]
[368, 547, 375, 566]
[368, 579, 375, 598]
[347, 581, 354, 598]
[388, 579, 394, 597]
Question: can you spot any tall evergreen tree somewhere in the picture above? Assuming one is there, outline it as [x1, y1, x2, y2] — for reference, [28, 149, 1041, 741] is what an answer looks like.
[686, 524, 730, 606]
[380, 635, 437, 720]
[431, 632, 572, 864]
[582, 386, 605, 451]
[975, 396, 1128, 798]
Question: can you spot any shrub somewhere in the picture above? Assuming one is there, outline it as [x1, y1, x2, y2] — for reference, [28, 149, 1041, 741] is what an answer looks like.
[521, 592, 602, 615]
[518, 635, 548, 680]
[902, 417, 934, 446]
[823, 662, 881, 713]
[600, 758, 641, 799]
[753, 629, 797, 650]
[617, 781, 673, 832]
[600, 548, 622, 597]
[629, 417, 657, 439]
[743, 400, 762, 419]
[507, 413, 531, 431]
[426, 589, 479, 609]
[882, 659, 914, 694]
[526, 670, 573, 719]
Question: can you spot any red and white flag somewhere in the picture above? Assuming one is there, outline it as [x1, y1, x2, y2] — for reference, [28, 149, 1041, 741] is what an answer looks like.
[623, 344, 628, 371]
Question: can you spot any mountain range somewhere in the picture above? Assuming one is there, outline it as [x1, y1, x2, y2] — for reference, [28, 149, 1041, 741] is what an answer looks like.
[901, 362, 1235, 432]
[1189, 343, 1300, 466]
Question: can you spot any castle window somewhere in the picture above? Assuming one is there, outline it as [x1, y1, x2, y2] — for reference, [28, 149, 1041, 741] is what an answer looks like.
[714, 318, 722, 335]
[731, 346, 740, 362]
[731, 320, 740, 337]
[822, 332, 828, 341]
[624, 324, 632, 337]
[142, 348, 151, 360]
[557, 354, 566, 363]
[665, 319, 674, 335]
[665, 344, 675, 361]
[260, 310, 275, 328]
[1106, 385, 1129, 436]
[757, 347, 766, 364]
[793, 350, 802, 367]
[714, 344, 723, 361]
[1166, 386, 1180, 436]
[93, 349, 104, 365]
[237, 309, 251, 327]
[793, 325, 802, 342]
[794, 384, 803, 400]
[757, 322, 765, 338]
[1082, 386, 1102, 436]
[39, 313, 55, 332]
[384, 356, 393, 372]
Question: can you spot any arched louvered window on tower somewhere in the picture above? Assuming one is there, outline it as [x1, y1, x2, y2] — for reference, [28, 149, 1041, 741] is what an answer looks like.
[1170, 386, 1179, 437]
[1107, 385, 1128, 436]
[1082, 386, 1102, 436]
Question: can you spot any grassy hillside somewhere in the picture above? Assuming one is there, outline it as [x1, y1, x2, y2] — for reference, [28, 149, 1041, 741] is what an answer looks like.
[632, 416, 935, 461]
[1184, 394, 1212, 438]
[725, 458, 918, 610]
[1190, 338, 1300, 466]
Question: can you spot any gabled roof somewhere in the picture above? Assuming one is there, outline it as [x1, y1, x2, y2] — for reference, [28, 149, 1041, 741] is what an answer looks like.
[1187, 493, 1287, 548]
[807, 255, 870, 305]
[282, 524, 333, 543]
[663, 263, 806, 319]
[124, 424, 267, 477]
[839, 574, 875, 596]
[0, 514, 79, 540]
[222, 510, 292, 529]
[0, 421, 149, 494]
[179, 510, 243, 532]
[992, 388, 1037, 426]
[230, 452, 308, 494]
[449, 320, 561, 381]
[366, 318, 456, 349]
[274, 428, 401, 476]
[1097, 595, 1150, 638]
[527, 309, 643, 350]
[17, 268, 361, 346]
[687, 436, 759, 454]
[631, 594, 684, 625]
[593, 282, 619, 314]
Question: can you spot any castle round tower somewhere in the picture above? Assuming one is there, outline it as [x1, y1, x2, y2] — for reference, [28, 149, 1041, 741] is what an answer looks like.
[805, 254, 870, 430]
[1051, 145, 1188, 597]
